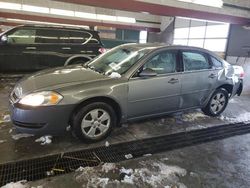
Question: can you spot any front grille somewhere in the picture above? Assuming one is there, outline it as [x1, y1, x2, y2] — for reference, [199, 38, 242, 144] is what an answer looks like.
[13, 121, 46, 128]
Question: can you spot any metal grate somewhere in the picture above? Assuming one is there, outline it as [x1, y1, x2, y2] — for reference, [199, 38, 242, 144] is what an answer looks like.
[1, 122, 250, 185]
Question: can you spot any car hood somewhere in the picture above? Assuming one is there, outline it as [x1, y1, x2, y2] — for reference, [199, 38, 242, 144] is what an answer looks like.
[15, 65, 108, 96]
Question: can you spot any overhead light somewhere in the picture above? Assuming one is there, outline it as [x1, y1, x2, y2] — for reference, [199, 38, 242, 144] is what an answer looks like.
[6, 18, 89, 29]
[50, 8, 74, 17]
[117, 16, 136, 23]
[22, 5, 49, 14]
[97, 14, 116, 22]
[0, 1, 136, 24]
[75, 11, 96, 19]
[194, 0, 223, 8]
[0, 2, 21, 10]
[177, 0, 223, 8]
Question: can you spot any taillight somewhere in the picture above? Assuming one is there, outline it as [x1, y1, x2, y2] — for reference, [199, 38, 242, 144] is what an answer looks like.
[240, 71, 244, 78]
[98, 47, 106, 54]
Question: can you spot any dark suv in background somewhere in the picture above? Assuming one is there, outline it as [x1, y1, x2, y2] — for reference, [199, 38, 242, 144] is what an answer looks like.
[0, 25, 104, 72]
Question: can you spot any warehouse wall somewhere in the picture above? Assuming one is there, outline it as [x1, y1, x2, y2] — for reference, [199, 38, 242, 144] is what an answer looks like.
[226, 24, 250, 94]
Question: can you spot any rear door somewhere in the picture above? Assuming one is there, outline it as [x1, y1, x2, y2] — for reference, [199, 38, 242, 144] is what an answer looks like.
[127, 50, 181, 118]
[35, 28, 71, 69]
[180, 50, 217, 108]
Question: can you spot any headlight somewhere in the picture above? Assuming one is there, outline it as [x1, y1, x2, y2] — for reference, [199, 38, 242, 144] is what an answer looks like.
[18, 91, 63, 107]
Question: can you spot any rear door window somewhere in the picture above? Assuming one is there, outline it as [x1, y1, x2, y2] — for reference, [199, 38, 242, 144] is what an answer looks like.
[182, 51, 211, 71]
[7, 28, 36, 44]
[70, 31, 91, 44]
[35, 29, 70, 44]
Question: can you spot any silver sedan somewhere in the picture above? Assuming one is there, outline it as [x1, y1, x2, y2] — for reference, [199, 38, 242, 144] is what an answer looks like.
[9, 44, 244, 142]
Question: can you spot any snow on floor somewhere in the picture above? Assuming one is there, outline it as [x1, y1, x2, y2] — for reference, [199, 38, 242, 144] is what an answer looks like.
[181, 112, 208, 122]
[11, 133, 34, 140]
[1, 180, 28, 188]
[219, 112, 250, 123]
[35, 136, 52, 145]
[74, 159, 187, 187]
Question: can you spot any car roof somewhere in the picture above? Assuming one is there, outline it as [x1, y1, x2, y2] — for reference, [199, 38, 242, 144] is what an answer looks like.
[16, 24, 98, 33]
[119, 43, 221, 59]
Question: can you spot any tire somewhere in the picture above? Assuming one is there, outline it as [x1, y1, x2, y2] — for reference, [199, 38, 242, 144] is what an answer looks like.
[72, 102, 117, 142]
[66, 58, 90, 66]
[202, 88, 229, 117]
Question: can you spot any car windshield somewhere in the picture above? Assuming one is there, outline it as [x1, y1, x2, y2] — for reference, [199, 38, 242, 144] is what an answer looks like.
[86, 46, 149, 76]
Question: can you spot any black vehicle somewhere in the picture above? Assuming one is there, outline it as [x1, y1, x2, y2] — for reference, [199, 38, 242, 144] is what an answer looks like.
[0, 25, 104, 72]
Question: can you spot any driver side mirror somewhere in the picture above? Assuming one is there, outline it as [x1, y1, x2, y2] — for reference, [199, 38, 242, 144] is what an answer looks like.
[0, 35, 8, 44]
[139, 68, 157, 77]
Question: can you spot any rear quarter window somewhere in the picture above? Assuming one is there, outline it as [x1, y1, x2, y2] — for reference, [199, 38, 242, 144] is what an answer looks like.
[211, 56, 223, 68]
[70, 31, 92, 44]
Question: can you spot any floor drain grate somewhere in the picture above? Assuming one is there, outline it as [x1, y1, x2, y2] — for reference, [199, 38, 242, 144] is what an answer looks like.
[1, 122, 250, 185]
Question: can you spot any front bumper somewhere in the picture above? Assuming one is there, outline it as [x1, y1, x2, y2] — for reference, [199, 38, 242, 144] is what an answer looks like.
[9, 102, 75, 135]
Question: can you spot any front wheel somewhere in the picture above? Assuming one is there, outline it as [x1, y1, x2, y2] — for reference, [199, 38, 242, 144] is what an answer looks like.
[202, 88, 229, 117]
[72, 102, 116, 142]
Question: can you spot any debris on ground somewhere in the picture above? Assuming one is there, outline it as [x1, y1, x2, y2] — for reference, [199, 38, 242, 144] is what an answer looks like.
[143, 153, 152, 157]
[3, 114, 11, 123]
[0, 140, 7, 144]
[12, 133, 34, 140]
[105, 141, 110, 147]
[125, 154, 133, 159]
[101, 163, 116, 173]
[66, 125, 71, 131]
[9, 129, 13, 133]
[35, 135, 52, 145]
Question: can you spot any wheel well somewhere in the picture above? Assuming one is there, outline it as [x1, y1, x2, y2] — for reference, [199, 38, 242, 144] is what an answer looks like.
[217, 84, 233, 95]
[69, 97, 122, 126]
[66, 57, 91, 65]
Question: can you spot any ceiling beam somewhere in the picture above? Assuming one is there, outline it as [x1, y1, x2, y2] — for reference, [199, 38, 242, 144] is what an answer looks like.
[0, 12, 160, 32]
[57, 0, 250, 24]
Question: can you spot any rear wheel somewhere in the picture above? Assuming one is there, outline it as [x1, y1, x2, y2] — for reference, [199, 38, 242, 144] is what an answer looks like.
[202, 88, 229, 117]
[67, 58, 90, 65]
[72, 102, 116, 142]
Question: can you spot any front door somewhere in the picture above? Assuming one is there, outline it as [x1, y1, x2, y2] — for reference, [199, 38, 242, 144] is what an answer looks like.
[127, 50, 181, 119]
[0, 27, 37, 72]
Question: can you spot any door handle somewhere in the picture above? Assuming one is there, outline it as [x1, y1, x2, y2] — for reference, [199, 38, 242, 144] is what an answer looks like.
[25, 47, 36, 50]
[168, 78, 179, 84]
[208, 73, 216, 79]
[62, 47, 71, 50]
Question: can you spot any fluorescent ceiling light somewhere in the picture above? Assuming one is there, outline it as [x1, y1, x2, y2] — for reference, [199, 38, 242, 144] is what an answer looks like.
[6, 18, 89, 29]
[22, 5, 49, 14]
[97, 14, 116, 21]
[178, 0, 223, 8]
[117, 16, 136, 23]
[0, 2, 21, 10]
[75, 11, 96, 19]
[50, 8, 74, 16]
[0, 1, 136, 24]
[194, 0, 223, 8]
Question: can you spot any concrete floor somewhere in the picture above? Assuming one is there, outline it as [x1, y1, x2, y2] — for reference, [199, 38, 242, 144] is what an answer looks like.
[1, 80, 250, 187]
